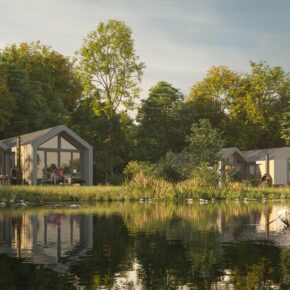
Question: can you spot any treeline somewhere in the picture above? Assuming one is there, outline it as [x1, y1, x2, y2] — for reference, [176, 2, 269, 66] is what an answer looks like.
[0, 20, 289, 184]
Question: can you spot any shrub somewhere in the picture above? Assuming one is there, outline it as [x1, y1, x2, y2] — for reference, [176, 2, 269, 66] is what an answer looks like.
[190, 165, 219, 187]
[155, 151, 190, 182]
[124, 161, 156, 180]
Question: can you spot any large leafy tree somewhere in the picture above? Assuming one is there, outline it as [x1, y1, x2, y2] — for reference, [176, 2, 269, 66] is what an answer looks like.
[76, 19, 144, 180]
[136, 81, 185, 162]
[186, 66, 240, 129]
[280, 100, 290, 145]
[72, 97, 136, 184]
[0, 65, 15, 132]
[228, 62, 290, 149]
[186, 119, 224, 167]
[0, 41, 82, 138]
[186, 62, 290, 150]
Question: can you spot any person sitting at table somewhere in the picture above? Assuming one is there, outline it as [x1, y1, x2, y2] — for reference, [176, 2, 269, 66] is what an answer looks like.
[53, 166, 64, 185]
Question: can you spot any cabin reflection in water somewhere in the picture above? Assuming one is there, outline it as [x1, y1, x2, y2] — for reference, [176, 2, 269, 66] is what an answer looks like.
[216, 205, 290, 246]
[0, 214, 93, 271]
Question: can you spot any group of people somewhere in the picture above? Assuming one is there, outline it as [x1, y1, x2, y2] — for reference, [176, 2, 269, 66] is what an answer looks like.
[50, 164, 64, 184]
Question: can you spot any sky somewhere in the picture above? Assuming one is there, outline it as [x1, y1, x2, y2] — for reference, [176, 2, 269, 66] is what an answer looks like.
[0, 0, 289, 98]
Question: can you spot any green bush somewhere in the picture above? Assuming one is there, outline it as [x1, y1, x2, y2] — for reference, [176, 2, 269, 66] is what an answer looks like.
[155, 152, 190, 182]
[124, 161, 156, 180]
[190, 165, 220, 187]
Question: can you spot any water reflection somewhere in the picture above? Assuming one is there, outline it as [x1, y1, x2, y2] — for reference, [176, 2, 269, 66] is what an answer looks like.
[0, 201, 289, 289]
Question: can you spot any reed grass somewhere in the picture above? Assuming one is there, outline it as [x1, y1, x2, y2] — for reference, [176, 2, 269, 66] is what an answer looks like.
[0, 176, 289, 202]
[0, 185, 128, 202]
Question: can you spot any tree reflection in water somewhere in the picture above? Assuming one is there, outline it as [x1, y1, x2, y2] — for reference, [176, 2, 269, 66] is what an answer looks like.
[0, 201, 289, 289]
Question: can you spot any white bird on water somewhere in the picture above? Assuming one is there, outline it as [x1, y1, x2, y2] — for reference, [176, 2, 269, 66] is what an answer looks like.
[276, 208, 290, 227]
[268, 208, 290, 227]
[69, 204, 81, 209]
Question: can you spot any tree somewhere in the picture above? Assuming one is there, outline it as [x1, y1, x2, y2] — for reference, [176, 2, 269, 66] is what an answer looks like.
[186, 119, 224, 167]
[186, 62, 290, 149]
[136, 81, 185, 162]
[228, 62, 290, 149]
[77, 19, 145, 180]
[0, 42, 82, 138]
[185, 66, 240, 134]
[0, 64, 15, 132]
[71, 97, 137, 184]
[280, 100, 290, 145]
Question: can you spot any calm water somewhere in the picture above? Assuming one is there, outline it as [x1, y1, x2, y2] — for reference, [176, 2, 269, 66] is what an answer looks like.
[0, 201, 290, 290]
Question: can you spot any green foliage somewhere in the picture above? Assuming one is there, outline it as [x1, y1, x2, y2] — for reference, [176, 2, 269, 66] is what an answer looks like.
[124, 160, 155, 180]
[71, 97, 136, 184]
[1, 183, 290, 202]
[228, 61, 290, 149]
[0, 28, 289, 187]
[0, 65, 15, 131]
[280, 100, 290, 145]
[136, 81, 185, 162]
[0, 41, 82, 137]
[76, 19, 145, 118]
[125, 153, 190, 183]
[186, 66, 239, 130]
[155, 151, 191, 182]
[224, 166, 242, 183]
[186, 62, 290, 149]
[186, 119, 224, 167]
[76, 19, 144, 180]
[190, 165, 220, 187]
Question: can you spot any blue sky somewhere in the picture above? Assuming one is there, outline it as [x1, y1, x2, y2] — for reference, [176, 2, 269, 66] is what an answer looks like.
[0, 0, 289, 98]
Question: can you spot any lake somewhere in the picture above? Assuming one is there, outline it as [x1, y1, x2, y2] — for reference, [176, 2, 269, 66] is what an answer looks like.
[0, 200, 289, 289]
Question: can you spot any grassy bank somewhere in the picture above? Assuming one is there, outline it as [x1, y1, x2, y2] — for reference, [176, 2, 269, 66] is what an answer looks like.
[0, 185, 128, 202]
[126, 174, 290, 200]
[0, 180, 290, 202]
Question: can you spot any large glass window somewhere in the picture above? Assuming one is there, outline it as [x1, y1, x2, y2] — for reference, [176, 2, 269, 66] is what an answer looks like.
[72, 152, 80, 174]
[39, 136, 58, 149]
[37, 135, 81, 183]
[10, 153, 15, 168]
[60, 152, 72, 175]
[61, 137, 77, 150]
[46, 152, 58, 182]
[249, 164, 255, 176]
[249, 163, 261, 179]
[37, 151, 45, 182]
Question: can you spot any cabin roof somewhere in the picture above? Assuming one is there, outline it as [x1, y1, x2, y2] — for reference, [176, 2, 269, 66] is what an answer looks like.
[0, 127, 57, 148]
[0, 125, 92, 151]
[242, 147, 290, 161]
[220, 147, 248, 162]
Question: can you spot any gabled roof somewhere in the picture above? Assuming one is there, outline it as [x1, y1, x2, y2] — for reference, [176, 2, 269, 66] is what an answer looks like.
[0, 142, 8, 151]
[0, 127, 55, 149]
[0, 125, 92, 151]
[220, 147, 248, 163]
[242, 147, 290, 162]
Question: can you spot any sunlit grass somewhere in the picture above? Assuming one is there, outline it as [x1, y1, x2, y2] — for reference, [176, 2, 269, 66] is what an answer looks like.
[0, 185, 128, 202]
[0, 178, 289, 202]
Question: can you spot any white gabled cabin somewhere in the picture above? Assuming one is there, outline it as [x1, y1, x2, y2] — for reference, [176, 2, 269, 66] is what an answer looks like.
[0, 125, 93, 185]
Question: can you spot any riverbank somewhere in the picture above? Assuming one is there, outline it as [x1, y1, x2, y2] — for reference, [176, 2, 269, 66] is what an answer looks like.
[0, 183, 290, 202]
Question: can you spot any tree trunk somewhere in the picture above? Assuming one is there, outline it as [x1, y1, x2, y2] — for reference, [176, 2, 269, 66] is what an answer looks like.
[107, 116, 114, 181]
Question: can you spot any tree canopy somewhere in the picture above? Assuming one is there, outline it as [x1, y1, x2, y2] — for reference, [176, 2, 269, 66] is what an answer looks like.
[187, 62, 290, 149]
[186, 119, 224, 167]
[76, 19, 145, 118]
[0, 19, 289, 185]
[0, 41, 82, 138]
[76, 19, 145, 180]
[136, 81, 185, 162]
